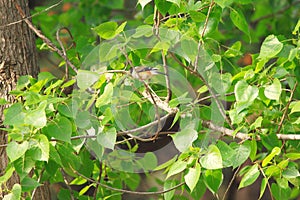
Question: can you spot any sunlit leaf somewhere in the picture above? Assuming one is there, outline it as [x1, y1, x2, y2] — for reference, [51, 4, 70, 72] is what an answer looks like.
[138, 0, 152, 10]
[290, 101, 300, 114]
[96, 82, 113, 107]
[262, 147, 281, 167]
[171, 128, 198, 152]
[6, 141, 29, 162]
[97, 127, 117, 150]
[3, 184, 21, 200]
[76, 70, 99, 90]
[200, 145, 223, 169]
[166, 160, 187, 179]
[258, 35, 283, 60]
[239, 164, 260, 189]
[3, 103, 25, 126]
[264, 78, 282, 101]
[259, 177, 268, 199]
[184, 162, 201, 192]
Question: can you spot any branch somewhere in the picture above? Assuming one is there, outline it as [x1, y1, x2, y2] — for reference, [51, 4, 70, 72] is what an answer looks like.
[202, 120, 300, 141]
[277, 81, 298, 134]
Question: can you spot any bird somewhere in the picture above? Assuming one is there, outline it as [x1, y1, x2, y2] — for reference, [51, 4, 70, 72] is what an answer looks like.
[129, 66, 165, 80]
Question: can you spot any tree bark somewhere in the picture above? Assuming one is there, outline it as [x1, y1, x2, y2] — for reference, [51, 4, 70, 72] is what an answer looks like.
[0, 0, 50, 199]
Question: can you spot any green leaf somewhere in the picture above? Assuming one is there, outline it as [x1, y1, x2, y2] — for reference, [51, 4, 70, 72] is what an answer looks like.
[216, 140, 235, 167]
[290, 101, 300, 114]
[230, 9, 250, 41]
[21, 177, 41, 192]
[3, 184, 21, 200]
[42, 116, 72, 143]
[282, 167, 300, 179]
[231, 141, 251, 169]
[57, 103, 75, 119]
[262, 147, 281, 167]
[138, 152, 158, 171]
[214, 0, 233, 8]
[75, 111, 91, 129]
[203, 169, 223, 194]
[258, 35, 283, 60]
[132, 25, 153, 38]
[249, 139, 257, 162]
[259, 177, 268, 199]
[271, 183, 291, 200]
[265, 165, 281, 177]
[138, 0, 152, 10]
[34, 134, 50, 162]
[93, 21, 126, 40]
[7, 141, 29, 162]
[16, 75, 31, 90]
[38, 71, 56, 82]
[264, 78, 282, 101]
[181, 38, 198, 62]
[224, 41, 242, 58]
[76, 70, 99, 90]
[96, 82, 113, 107]
[24, 101, 47, 128]
[97, 127, 117, 150]
[115, 21, 127, 35]
[239, 164, 260, 189]
[0, 98, 8, 105]
[154, 155, 177, 171]
[189, 11, 206, 22]
[166, 160, 187, 179]
[184, 162, 201, 192]
[79, 184, 94, 196]
[200, 145, 223, 169]
[171, 128, 198, 152]
[3, 103, 25, 126]
[250, 116, 263, 130]
[164, 180, 176, 200]
[234, 80, 258, 112]
[286, 153, 300, 160]
[166, 0, 180, 7]
[150, 41, 170, 54]
[0, 164, 15, 185]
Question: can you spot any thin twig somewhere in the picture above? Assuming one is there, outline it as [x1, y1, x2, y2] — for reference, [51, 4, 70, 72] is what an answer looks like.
[258, 164, 274, 200]
[277, 81, 298, 134]
[194, 0, 215, 71]
[31, 168, 45, 200]
[161, 51, 172, 102]
[170, 52, 234, 129]
[15, 3, 78, 74]
[0, 0, 63, 29]
[61, 169, 75, 200]
[72, 166, 185, 195]
[222, 165, 241, 200]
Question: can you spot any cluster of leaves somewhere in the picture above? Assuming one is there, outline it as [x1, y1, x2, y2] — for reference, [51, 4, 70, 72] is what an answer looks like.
[1, 0, 300, 199]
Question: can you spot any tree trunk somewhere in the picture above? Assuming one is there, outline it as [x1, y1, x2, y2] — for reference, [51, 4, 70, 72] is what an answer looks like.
[0, 0, 50, 199]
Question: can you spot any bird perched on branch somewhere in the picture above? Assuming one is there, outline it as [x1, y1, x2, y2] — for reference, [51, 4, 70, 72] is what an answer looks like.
[130, 66, 165, 80]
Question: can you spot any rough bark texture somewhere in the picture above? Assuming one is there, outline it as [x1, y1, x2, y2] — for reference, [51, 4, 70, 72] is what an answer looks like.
[0, 0, 50, 199]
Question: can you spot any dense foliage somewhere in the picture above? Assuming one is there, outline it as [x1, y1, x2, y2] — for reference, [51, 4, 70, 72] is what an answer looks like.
[1, 0, 300, 199]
